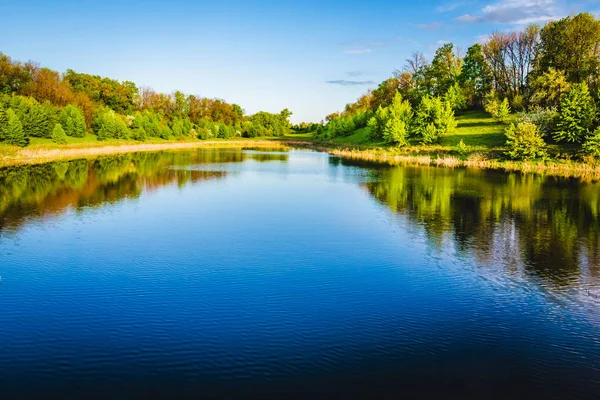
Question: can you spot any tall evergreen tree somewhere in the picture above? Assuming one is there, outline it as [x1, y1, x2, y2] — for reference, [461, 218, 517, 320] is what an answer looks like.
[5, 108, 28, 146]
[555, 83, 596, 143]
[51, 123, 67, 144]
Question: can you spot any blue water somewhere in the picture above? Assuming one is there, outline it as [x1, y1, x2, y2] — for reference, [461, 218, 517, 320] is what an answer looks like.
[1, 149, 599, 398]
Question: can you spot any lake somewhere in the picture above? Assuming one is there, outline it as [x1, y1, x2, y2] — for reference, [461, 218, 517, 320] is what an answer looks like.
[1, 148, 600, 399]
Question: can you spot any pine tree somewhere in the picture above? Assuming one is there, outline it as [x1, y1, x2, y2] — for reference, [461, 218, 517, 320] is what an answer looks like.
[583, 127, 600, 157]
[414, 96, 456, 143]
[59, 105, 86, 137]
[5, 108, 28, 147]
[51, 123, 67, 144]
[382, 92, 412, 146]
[555, 82, 596, 143]
[505, 122, 548, 160]
[23, 103, 52, 138]
[0, 107, 7, 141]
[497, 98, 511, 122]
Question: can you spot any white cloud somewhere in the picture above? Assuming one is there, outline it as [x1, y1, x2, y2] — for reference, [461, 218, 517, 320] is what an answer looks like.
[457, 0, 563, 25]
[456, 14, 481, 22]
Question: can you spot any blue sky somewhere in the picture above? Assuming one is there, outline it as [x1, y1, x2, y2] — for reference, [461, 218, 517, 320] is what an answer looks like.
[0, 0, 598, 122]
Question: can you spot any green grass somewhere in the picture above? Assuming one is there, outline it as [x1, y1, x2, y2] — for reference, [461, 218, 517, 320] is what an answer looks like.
[440, 110, 513, 149]
[332, 127, 388, 147]
[326, 110, 514, 153]
[30, 133, 101, 146]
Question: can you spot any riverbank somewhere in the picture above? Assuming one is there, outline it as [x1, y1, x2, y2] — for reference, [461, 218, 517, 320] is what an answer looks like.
[2, 131, 600, 181]
[324, 146, 600, 181]
[0, 139, 298, 168]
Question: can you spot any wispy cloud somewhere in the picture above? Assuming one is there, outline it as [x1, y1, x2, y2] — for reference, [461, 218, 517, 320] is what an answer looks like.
[456, 0, 562, 25]
[455, 14, 481, 22]
[326, 80, 376, 86]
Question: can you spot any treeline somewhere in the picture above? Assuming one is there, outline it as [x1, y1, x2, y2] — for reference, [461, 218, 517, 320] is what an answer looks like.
[0, 54, 293, 146]
[319, 13, 600, 160]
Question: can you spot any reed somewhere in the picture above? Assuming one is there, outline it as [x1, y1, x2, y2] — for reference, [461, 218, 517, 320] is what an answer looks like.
[328, 147, 600, 181]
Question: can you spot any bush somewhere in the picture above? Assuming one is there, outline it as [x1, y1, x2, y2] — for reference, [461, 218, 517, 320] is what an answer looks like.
[515, 108, 558, 138]
[456, 139, 469, 155]
[484, 91, 510, 121]
[554, 82, 596, 143]
[505, 122, 548, 160]
[582, 127, 600, 157]
[511, 94, 525, 112]
[51, 123, 67, 144]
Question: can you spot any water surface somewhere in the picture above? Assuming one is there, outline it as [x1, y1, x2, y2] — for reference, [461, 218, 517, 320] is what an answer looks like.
[1, 149, 600, 398]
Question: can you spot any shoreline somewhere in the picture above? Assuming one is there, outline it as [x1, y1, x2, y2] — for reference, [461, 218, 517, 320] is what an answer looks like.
[323, 146, 600, 181]
[2, 139, 600, 181]
[0, 140, 296, 168]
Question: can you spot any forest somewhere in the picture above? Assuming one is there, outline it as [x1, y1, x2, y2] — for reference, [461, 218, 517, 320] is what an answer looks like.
[316, 12, 600, 161]
[0, 55, 293, 146]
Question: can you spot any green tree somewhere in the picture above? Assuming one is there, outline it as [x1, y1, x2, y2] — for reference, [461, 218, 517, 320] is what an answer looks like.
[534, 13, 600, 86]
[59, 105, 86, 137]
[582, 127, 600, 157]
[529, 68, 571, 109]
[368, 106, 390, 140]
[505, 122, 548, 160]
[458, 44, 492, 108]
[497, 98, 510, 122]
[485, 91, 510, 121]
[414, 96, 456, 143]
[425, 43, 462, 97]
[381, 92, 413, 146]
[555, 82, 595, 143]
[5, 108, 28, 146]
[51, 123, 67, 144]
[444, 82, 467, 112]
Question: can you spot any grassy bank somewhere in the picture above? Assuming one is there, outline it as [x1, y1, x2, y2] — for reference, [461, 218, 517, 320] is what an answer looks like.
[0, 137, 298, 168]
[3, 112, 600, 181]
[315, 111, 600, 181]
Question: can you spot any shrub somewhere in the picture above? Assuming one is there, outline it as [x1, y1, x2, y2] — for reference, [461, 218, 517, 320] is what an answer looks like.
[456, 139, 469, 155]
[582, 127, 600, 157]
[505, 122, 548, 160]
[51, 123, 67, 144]
[511, 94, 525, 112]
[554, 82, 596, 143]
[484, 91, 510, 121]
[515, 108, 558, 138]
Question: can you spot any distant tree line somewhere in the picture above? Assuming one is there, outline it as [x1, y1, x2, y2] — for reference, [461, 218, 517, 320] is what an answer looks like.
[0, 55, 293, 146]
[316, 13, 600, 160]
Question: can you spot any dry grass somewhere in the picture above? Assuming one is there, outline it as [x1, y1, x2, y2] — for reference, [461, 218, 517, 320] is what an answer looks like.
[329, 147, 600, 181]
[0, 140, 290, 168]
